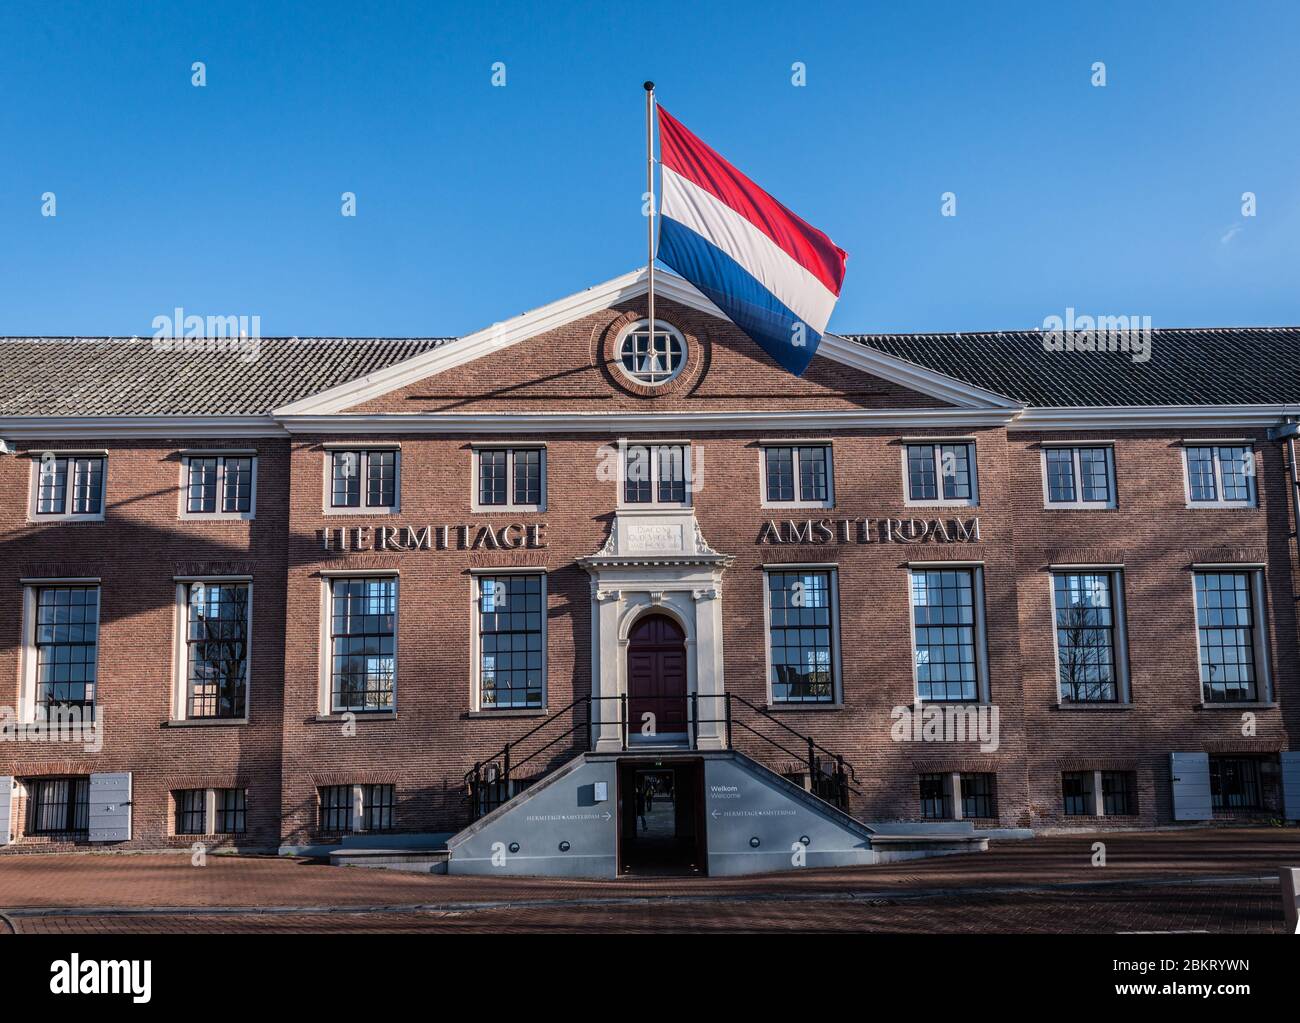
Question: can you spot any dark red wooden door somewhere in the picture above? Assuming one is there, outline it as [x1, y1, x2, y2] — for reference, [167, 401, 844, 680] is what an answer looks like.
[627, 615, 688, 737]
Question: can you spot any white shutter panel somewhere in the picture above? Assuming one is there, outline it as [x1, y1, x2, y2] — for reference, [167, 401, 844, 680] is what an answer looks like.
[1170, 752, 1212, 821]
[88, 772, 131, 842]
[1281, 751, 1300, 821]
[0, 777, 13, 846]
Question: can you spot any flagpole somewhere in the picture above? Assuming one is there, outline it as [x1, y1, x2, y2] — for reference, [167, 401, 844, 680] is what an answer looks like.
[644, 81, 656, 337]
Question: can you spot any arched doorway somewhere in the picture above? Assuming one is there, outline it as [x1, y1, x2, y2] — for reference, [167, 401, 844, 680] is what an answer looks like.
[626, 614, 688, 743]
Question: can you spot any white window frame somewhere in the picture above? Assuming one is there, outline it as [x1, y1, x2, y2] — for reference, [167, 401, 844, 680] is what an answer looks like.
[759, 442, 835, 509]
[614, 318, 687, 388]
[317, 571, 399, 716]
[470, 444, 547, 513]
[469, 568, 548, 713]
[179, 451, 258, 520]
[1048, 566, 1131, 705]
[18, 578, 102, 726]
[1189, 564, 1272, 704]
[322, 446, 401, 515]
[901, 440, 979, 508]
[617, 439, 694, 509]
[1181, 440, 1257, 509]
[760, 564, 843, 707]
[905, 562, 990, 704]
[27, 451, 108, 522]
[170, 576, 253, 723]
[1040, 444, 1117, 509]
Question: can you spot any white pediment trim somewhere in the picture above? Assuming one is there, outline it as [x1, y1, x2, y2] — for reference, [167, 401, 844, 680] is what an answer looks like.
[272, 268, 1022, 416]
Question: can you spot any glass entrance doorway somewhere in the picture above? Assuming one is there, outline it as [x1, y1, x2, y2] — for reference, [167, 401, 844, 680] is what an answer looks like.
[618, 760, 704, 876]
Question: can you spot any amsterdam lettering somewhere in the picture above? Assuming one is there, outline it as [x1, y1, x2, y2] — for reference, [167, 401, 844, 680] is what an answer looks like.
[320, 522, 547, 553]
[757, 516, 981, 545]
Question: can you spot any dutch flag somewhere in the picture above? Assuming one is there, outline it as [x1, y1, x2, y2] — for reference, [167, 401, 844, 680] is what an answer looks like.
[656, 106, 848, 376]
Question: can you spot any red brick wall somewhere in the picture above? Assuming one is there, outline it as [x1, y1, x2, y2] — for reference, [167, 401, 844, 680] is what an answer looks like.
[1, 310, 1297, 852]
[0, 438, 288, 852]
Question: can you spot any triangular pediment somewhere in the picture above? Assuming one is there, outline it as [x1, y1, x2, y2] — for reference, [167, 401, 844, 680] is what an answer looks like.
[274, 269, 1020, 419]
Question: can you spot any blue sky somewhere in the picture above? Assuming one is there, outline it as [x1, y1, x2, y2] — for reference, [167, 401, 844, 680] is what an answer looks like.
[2, 0, 1298, 337]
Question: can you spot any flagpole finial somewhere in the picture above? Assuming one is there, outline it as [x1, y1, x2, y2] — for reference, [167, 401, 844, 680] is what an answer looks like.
[643, 81, 654, 92]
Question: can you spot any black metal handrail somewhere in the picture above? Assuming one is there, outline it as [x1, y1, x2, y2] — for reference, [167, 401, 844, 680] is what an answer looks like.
[464, 692, 861, 819]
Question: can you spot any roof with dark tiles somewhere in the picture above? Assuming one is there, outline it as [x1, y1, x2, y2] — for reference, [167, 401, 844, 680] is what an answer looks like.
[0, 336, 453, 416]
[1, 326, 1298, 416]
[847, 327, 1300, 408]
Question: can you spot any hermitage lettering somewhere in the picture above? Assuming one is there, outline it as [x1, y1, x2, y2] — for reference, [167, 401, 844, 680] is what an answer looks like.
[320, 522, 548, 553]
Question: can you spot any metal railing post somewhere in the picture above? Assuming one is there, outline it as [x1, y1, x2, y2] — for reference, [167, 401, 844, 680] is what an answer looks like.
[725, 694, 733, 749]
[620, 693, 628, 750]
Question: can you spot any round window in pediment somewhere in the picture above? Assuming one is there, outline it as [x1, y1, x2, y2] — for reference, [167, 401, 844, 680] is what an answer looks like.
[616, 319, 686, 387]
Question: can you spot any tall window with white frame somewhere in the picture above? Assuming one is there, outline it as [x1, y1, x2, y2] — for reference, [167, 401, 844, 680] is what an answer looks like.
[1044, 446, 1114, 507]
[766, 570, 836, 704]
[623, 443, 691, 506]
[330, 449, 398, 510]
[34, 585, 99, 721]
[329, 577, 396, 712]
[1052, 572, 1119, 702]
[36, 455, 105, 517]
[764, 445, 832, 506]
[186, 455, 254, 515]
[478, 574, 544, 709]
[184, 581, 249, 719]
[1185, 445, 1256, 506]
[909, 568, 980, 702]
[905, 442, 976, 504]
[1194, 571, 1260, 702]
[477, 447, 544, 509]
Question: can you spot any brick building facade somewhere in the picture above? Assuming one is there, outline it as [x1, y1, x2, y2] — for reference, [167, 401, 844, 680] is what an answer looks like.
[2, 269, 1298, 859]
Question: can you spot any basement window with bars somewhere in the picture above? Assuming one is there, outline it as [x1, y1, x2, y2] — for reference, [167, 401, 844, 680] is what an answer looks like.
[175, 789, 207, 835]
[1062, 772, 1094, 816]
[318, 784, 394, 834]
[960, 773, 997, 819]
[26, 777, 90, 836]
[919, 774, 952, 819]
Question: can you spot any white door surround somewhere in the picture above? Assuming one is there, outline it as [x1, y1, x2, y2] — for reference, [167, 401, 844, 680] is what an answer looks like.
[578, 510, 731, 752]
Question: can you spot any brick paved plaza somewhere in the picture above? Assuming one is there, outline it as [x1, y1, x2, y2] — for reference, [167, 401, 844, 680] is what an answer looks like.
[1, 828, 1295, 934]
